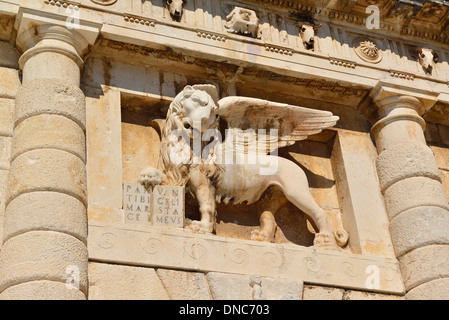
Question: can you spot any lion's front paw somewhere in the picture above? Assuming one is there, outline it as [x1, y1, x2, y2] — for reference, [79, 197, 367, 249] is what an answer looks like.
[140, 167, 166, 188]
[251, 229, 274, 243]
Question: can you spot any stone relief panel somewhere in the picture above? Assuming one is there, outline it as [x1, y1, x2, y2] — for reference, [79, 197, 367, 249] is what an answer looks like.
[224, 6, 260, 38]
[136, 84, 349, 251]
[353, 39, 383, 64]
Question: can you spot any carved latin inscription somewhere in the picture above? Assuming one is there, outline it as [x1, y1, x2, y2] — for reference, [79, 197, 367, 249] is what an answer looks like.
[123, 182, 184, 228]
[123, 182, 152, 225]
[152, 185, 185, 227]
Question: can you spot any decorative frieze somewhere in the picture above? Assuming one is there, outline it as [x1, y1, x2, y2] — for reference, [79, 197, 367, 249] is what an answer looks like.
[88, 223, 405, 294]
[412, 48, 439, 75]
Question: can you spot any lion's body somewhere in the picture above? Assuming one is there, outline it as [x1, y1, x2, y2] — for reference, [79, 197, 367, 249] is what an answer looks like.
[151, 85, 348, 249]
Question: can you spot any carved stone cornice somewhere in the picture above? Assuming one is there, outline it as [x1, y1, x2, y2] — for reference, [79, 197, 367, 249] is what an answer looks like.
[241, 0, 449, 45]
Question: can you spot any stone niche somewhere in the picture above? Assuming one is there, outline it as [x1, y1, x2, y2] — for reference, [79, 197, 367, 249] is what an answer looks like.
[120, 90, 343, 249]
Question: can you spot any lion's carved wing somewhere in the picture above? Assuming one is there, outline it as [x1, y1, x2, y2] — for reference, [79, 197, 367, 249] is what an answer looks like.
[217, 96, 339, 154]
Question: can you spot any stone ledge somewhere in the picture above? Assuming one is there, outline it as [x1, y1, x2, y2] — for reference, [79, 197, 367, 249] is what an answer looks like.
[87, 223, 405, 295]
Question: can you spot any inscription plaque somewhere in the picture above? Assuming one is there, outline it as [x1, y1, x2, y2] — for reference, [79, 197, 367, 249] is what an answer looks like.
[152, 185, 185, 228]
[123, 182, 184, 228]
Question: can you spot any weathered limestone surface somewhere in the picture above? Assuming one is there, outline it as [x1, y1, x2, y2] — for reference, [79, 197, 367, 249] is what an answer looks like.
[303, 286, 345, 300]
[206, 272, 303, 300]
[157, 269, 211, 300]
[88, 263, 169, 300]
[0, 41, 19, 249]
[0, 280, 86, 300]
[1, 0, 449, 301]
[88, 224, 405, 295]
[343, 290, 405, 300]
[406, 278, 449, 300]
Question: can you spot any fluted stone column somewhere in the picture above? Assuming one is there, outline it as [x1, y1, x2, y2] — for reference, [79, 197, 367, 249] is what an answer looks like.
[371, 83, 449, 300]
[0, 25, 89, 300]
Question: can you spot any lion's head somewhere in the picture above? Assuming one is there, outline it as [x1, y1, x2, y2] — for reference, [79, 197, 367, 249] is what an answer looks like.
[171, 84, 219, 137]
[158, 85, 221, 186]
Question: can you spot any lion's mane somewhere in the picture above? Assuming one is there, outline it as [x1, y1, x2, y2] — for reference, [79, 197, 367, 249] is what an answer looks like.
[158, 85, 223, 187]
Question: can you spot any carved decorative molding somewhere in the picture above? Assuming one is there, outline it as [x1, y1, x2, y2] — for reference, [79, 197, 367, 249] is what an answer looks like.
[196, 30, 227, 42]
[43, 0, 78, 8]
[88, 223, 405, 294]
[329, 57, 356, 69]
[264, 44, 293, 56]
[241, 0, 449, 45]
[124, 14, 156, 27]
[354, 40, 382, 64]
[389, 70, 415, 81]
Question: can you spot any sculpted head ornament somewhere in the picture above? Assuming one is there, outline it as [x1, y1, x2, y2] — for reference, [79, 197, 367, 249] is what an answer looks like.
[413, 48, 439, 74]
[166, 0, 184, 21]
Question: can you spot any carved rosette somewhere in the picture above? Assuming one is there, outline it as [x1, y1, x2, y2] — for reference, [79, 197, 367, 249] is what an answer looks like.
[354, 40, 382, 64]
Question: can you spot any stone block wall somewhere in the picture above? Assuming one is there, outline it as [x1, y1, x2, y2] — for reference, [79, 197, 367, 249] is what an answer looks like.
[88, 262, 404, 300]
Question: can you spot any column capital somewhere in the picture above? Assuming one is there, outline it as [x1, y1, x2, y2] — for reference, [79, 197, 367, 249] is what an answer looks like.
[14, 7, 100, 69]
[369, 81, 438, 152]
[370, 81, 439, 117]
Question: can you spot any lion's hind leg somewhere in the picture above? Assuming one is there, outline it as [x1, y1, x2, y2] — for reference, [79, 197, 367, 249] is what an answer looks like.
[251, 188, 287, 243]
[275, 160, 348, 250]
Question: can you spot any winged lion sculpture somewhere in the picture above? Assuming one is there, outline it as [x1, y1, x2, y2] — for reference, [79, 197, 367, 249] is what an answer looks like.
[140, 84, 349, 250]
